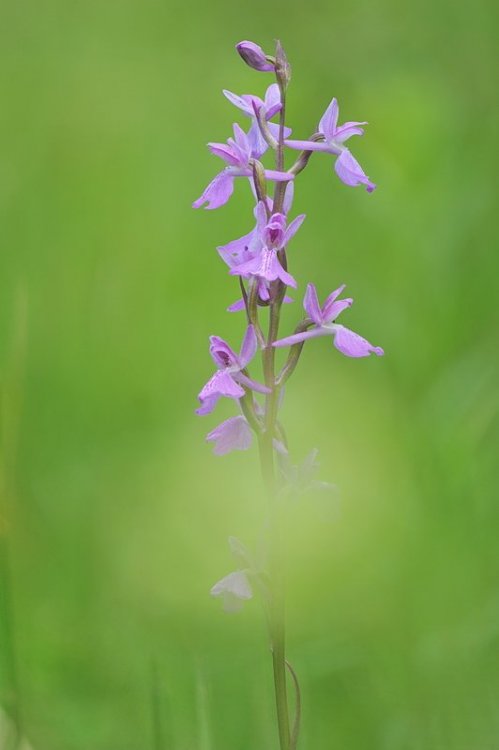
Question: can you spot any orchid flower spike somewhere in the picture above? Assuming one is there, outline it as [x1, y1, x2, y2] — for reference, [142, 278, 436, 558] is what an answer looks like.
[196, 325, 270, 416]
[286, 98, 376, 192]
[273, 283, 384, 357]
[210, 570, 253, 613]
[193, 123, 294, 210]
[223, 84, 292, 158]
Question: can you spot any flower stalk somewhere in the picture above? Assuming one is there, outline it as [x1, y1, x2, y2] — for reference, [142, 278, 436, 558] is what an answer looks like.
[193, 37, 383, 750]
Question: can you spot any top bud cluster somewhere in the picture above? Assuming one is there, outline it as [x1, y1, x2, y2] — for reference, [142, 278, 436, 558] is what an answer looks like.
[193, 39, 383, 459]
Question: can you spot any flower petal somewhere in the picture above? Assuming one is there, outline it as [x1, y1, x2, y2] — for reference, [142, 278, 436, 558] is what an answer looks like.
[211, 570, 253, 599]
[285, 139, 333, 153]
[334, 149, 376, 192]
[236, 372, 271, 394]
[283, 213, 306, 246]
[222, 89, 253, 116]
[264, 83, 281, 112]
[206, 416, 253, 455]
[334, 121, 367, 143]
[209, 336, 239, 368]
[321, 297, 353, 323]
[230, 247, 296, 287]
[208, 142, 240, 165]
[195, 394, 219, 416]
[303, 283, 323, 325]
[217, 230, 257, 268]
[198, 370, 245, 409]
[281, 182, 294, 215]
[319, 97, 339, 140]
[232, 123, 250, 159]
[192, 170, 234, 210]
[267, 122, 293, 141]
[247, 119, 269, 159]
[264, 169, 295, 182]
[227, 298, 246, 312]
[273, 327, 329, 347]
[211, 570, 253, 612]
[321, 284, 346, 315]
[332, 324, 384, 357]
[239, 325, 258, 367]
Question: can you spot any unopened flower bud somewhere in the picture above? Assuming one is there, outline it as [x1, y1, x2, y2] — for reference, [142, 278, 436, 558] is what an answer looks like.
[275, 40, 291, 92]
[236, 40, 275, 72]
[252, 160, 268, 204]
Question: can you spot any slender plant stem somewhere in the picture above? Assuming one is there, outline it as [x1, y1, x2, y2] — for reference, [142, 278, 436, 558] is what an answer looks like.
[256, 64, 295, 750]
[285, 660, 302, 750]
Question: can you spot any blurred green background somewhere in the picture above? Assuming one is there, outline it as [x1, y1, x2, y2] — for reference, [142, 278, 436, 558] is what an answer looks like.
[1, 0, 498, 748]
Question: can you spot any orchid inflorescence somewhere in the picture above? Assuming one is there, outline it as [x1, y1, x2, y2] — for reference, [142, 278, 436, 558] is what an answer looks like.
[193, 38, 383, 750]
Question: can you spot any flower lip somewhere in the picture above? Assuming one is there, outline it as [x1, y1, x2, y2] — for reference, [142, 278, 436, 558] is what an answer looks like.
[206, 416, 253, 456]
[264, 213, 286, 247]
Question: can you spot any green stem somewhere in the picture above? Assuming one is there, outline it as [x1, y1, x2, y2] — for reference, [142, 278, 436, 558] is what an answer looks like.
[286, 660, 302, 750]
[258, 99, 292, 749]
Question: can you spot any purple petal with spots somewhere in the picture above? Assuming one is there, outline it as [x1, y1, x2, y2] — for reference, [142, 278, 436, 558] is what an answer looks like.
[209, 336, 239, 368]
[231, 248, 297, 288]
[197, 370, 245, 415]
[217, 230, 258, 268]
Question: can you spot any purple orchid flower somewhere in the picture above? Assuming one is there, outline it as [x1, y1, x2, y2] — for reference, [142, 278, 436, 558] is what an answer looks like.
[223, 84, 292, 158]
[273, 283, 384, 357]
[227, 201, 305, 289]
[285, 98, 376, 192]
[206, 415, 253, 455]
[236, 40, 274, 72]
[196, 325, 270, 415]
[211, 570, 253, 613]
[218, 182, 296, 270]
[218, 184, 297, 310]
[193, 124, 294, 210]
